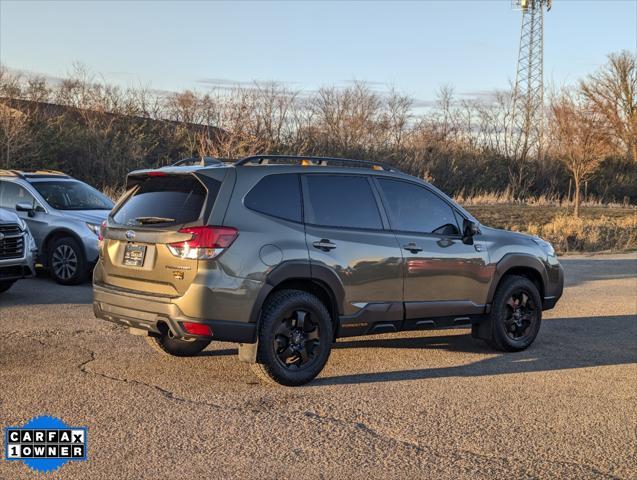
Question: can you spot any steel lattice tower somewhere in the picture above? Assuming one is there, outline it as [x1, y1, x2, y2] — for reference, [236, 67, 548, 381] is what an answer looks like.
[512, 0, 551, 157]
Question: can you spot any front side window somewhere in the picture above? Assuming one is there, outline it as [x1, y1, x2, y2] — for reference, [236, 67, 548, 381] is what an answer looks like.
[377, 178, 459, 235]
[244, 174, 302, 222]
[31, 180, 114, 211]
[303, 175, 383, 230]
[0, 181, 36, 210]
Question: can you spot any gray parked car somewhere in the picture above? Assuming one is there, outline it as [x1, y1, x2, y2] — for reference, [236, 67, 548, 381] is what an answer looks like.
[0, 170, 114, 284]
[93, 155, 564, 386]
[0, 207, 37, 293]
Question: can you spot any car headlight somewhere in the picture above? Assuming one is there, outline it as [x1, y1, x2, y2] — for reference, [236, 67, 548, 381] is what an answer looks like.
[16, 217, 27, 231]
[86, 223, 101, 236]
[27, 232, 37, 252]
[533, 238, 555, 257]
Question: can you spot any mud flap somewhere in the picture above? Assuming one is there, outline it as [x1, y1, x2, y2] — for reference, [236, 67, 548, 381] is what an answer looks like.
[471, 318, 492, 341]
[238, 342, 258, 363]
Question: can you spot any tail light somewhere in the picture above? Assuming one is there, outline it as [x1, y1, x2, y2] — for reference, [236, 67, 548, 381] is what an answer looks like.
[167, 226, 238, 260]
[98, 220, 107, 256]
[182, 322, 212, 336]
[98, 220, 107, 241]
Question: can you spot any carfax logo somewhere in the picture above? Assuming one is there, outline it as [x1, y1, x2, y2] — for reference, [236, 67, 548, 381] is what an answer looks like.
[4, 415, 88, 473]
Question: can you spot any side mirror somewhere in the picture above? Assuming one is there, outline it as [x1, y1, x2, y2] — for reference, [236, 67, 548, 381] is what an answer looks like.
[462, 219, 479, 245]
[16, 202, 35, 217]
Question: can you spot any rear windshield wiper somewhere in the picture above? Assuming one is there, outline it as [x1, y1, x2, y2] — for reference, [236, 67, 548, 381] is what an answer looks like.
[133, 216, 175, 224]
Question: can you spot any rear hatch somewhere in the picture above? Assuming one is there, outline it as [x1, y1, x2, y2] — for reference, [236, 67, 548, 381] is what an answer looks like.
[100, 169, 231, 296]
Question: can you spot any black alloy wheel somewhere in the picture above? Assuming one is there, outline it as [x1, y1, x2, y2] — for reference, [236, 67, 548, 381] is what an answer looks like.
[487, 275, 542, 352]
[251, 290, 333, 386]
[273, 309, 321, 370]
[503, 289, 538, 342]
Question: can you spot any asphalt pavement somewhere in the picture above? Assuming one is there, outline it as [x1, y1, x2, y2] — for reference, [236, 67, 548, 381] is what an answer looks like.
[1, 254, 636, 479]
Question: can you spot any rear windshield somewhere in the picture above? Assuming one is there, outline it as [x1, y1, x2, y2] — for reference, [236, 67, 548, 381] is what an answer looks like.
[112, 175, 210, 227]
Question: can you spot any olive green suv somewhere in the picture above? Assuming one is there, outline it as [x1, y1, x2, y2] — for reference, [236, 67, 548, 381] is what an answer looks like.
[93, 155, 564, 386]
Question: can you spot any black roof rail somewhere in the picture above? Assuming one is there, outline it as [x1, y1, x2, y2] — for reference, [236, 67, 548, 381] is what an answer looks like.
[235, 155, 402, 173]
[171, 157, 228, 167]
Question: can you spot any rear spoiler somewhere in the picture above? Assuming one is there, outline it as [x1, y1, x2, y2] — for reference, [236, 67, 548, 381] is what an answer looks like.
[126, 166, 228, 190]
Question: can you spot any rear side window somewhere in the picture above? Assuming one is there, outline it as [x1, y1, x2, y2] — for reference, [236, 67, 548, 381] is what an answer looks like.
[244, 174, 302, 222]
[113, 175, 212, 226]
[377, 178, 459, 235]
[303, 175, 382, 230]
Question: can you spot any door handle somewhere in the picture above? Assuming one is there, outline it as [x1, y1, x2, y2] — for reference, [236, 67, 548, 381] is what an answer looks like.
[313, 239, 336, 252]
[402, 243, 423, 254]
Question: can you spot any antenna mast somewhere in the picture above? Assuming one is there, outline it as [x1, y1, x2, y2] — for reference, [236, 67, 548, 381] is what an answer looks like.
[512, 0, 551, 158]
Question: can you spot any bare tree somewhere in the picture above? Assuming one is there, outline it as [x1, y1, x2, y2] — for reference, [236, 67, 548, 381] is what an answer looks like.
[550, 91, 610, 216]
[580, 50, 637, 161]
[0, 102, 31, 168]
[0, 66, 23, 98]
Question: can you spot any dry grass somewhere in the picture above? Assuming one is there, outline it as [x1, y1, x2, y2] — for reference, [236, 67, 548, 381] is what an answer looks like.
[465, 205, 635, 230]
[456, 189, 632, 208]
[466, 205, 637, 253]
[526, 215, 637, 253]
[102, 185, 126, 202]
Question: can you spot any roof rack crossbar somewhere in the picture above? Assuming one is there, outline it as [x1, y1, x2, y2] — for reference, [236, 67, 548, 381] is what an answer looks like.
[235, 155, 402, 173]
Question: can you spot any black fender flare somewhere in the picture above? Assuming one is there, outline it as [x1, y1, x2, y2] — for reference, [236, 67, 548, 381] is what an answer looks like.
[247, 260, 345, 326]
[486, 253, 548, 304]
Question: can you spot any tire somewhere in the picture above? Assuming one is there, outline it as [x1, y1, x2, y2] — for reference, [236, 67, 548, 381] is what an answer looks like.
[48, 237, 87, 285]
[487, 275, 542, 352]
[145, 333, 211, 357]
[0, 281, 15, 293]
[251, 289, 333, 386]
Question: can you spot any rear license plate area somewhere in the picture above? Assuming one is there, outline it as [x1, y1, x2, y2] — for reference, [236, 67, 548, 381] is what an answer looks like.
[123, 244, 147, 267]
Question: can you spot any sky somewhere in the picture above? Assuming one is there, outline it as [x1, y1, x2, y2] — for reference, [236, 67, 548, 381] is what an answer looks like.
[0, 0, 635, 103]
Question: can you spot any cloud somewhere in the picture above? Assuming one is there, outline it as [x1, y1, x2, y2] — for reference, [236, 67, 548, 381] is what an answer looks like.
[196, 77, 255, 87]
[338, 79, 388, 87]
[459, 89, 502, 101]
[411, 98, 437, 108]
[196, 77, 303, 88]
[2, 66, 66, 86]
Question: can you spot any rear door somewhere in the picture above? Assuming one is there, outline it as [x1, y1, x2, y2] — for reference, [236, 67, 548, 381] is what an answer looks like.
[301, 174, 404, 334]
[374, 177, 491, 320]
[101, 171, 222, 296]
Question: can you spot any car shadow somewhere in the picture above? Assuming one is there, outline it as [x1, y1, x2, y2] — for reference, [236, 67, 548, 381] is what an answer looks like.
[315, 314, 637, 386]
[559, 257, 637, 287]
[196, 348, 237, 357]
[0, 275, 93, 306]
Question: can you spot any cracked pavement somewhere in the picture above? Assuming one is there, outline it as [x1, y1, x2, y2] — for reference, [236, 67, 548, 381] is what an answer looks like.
[1, 254, 636, 479]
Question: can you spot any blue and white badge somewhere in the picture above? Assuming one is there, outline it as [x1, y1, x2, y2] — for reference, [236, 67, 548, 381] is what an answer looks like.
[4, 415, 88, 473]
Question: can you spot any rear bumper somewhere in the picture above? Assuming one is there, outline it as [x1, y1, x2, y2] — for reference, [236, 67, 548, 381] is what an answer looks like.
[93, 283, 255, 343]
